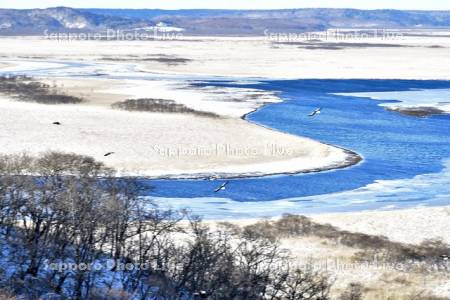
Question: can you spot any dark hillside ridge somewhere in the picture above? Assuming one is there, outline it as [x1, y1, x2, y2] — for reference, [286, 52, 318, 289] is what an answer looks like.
[1, 7, 450, 35]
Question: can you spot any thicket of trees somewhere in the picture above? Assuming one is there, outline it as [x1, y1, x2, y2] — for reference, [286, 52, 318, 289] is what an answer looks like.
[0, 152, 331, 300]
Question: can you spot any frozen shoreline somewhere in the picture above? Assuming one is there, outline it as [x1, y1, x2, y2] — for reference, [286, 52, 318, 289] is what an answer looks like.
[0, 74, 358, 178]
[2, 35, 448, 178]
[336, 89, 450, 117]
[1, 35, 450, 80]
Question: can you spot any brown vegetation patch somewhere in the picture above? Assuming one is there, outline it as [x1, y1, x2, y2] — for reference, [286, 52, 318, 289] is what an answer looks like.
[0, 75, 83, 104]
[239, 214, 450, 264]
[101, 54, 192, 65]
[112, 98, 220, 118]
[386, 106, 445, 117]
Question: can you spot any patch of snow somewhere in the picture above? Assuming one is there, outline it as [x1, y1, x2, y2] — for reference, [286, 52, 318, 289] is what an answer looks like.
[0, 22, 12, 29]
[335, 89, 450, 114]
[62, 21, 88, 29]
[135, 22, 185, 33]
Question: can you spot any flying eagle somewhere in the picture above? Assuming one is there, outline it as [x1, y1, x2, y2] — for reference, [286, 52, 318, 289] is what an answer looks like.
[308, 108, 322, 117]
[214, 181, 229, 193]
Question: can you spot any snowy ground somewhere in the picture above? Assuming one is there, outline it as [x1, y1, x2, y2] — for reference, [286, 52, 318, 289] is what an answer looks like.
[0, 34, 449, 79]
[311, 205, 450, 245]
[215, 205, 450, 298]
[336, 89, 450, 114]
[301, 206, 450, 298]
[0, 76, 351, 178]
[1, 34, 450, 298]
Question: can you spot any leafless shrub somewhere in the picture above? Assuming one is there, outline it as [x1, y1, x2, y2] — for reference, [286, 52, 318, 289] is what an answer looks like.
[101, 55, 192, 65]
[386, 106, 445, 117]
[242, 220, 278, 241]
[408, 290, 450, 300]
[338, 283, 364, 300]
[243, 214, 450, 264]
[89, 288, 131, 300]
[0, 289, 16, 300]
[0, 153, 332, 299]
[34, 151, 113, 177]
[0, 75, 83, 104]
[141, 56, 192, 65]
[112, 98, 220, 118]
[216, 221, 242, 236]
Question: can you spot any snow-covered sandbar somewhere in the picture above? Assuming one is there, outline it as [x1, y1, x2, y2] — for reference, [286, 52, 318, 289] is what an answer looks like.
[0, 76, 359, 178]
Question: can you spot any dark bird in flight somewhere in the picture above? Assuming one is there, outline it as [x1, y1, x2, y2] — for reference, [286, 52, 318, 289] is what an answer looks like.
[214, 181, 229, 193]
[308, 107, 322, 117]
[104, 152, 115, 157]
[52, 122, 61, 125]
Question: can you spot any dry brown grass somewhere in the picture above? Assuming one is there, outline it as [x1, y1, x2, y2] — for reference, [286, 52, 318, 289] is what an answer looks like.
[0, 289, 16, 300]
[241, 214, 450, 264]
[0, 75, 83, 104]
[101, 54, 192, 65]
[111, 98, 220, 118]
[237, 215, 450, 300]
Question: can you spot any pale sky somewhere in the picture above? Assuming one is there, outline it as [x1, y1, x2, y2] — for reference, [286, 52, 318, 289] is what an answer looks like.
[1, 0, 449, 10]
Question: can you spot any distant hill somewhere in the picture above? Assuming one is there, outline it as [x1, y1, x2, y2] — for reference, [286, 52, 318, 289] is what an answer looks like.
[1, 7, 450, 36]
[0, 7, 153, 35]
[77, 8, 450, 35]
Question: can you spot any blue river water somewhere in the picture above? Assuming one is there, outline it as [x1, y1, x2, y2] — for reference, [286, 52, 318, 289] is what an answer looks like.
[146, 79, 450, 218]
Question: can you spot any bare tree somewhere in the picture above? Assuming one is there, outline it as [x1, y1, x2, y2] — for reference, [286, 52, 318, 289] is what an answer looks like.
[0, 152, 333, 300]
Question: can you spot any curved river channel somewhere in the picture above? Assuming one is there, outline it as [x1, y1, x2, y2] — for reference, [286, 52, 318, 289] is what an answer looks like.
[3, 60, 450, 219]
